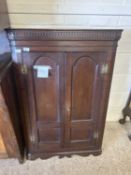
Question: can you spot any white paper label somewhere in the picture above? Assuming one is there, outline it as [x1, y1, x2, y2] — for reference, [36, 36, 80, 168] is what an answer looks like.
[34, 65, 51, 78]
[37, 68, 49, 78]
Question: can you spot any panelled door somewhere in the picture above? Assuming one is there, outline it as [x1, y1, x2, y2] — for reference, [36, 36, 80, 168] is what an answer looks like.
[22, 52, 65, 152]
[22, 51, 108, 153]
[64, 52, 107, 150]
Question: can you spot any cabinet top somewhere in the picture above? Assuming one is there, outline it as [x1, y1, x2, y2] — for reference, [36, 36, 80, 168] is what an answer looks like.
[6, 29, 122, 41]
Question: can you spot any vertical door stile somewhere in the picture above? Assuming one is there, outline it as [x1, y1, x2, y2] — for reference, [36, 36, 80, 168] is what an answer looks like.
[59, 54, 65, 148]
[64, 53, 72, 146]
[23, 52, 38, 145]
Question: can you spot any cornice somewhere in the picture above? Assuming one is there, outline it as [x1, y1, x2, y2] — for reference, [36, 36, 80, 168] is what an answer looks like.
[6, 29, 122, 41]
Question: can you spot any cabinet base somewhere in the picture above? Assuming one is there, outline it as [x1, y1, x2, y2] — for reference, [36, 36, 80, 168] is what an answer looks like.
[27, 149, 102, 160]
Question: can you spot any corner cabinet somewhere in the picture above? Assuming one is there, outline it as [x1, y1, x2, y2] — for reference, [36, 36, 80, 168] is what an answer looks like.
[7, 29, 122, 160]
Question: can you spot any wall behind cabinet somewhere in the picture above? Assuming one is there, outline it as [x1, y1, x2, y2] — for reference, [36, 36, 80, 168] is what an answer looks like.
[107, 31, 131, 121]
[1, 0, 131, 28]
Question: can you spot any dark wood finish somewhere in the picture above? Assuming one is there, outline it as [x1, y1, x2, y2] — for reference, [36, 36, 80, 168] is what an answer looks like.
[7, 29, 122, 160]
[7, 29, 122, 41]
[64, 52, 107, 149]
[23, 52, 64, 152]
[0, 53, 24, 161]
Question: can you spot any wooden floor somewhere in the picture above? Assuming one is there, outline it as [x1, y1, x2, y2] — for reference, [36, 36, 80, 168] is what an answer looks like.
[0, 133, 7, 158]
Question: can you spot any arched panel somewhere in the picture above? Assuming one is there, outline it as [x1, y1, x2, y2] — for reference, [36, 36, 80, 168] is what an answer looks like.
[71, 57, 98, 120]
[33, 57, 60, 122]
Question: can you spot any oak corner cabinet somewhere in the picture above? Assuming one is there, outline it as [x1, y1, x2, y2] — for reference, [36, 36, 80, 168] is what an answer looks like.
[6, 29, 122, 160]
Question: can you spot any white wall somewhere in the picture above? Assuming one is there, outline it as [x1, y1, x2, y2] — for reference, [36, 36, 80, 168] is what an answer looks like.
[0, 0, 131, 28]
[107, 30, 131, 121]
[0, 31, 10, 54]
[0, 0, 131, 121]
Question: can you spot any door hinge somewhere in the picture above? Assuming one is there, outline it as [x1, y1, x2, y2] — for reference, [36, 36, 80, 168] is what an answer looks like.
[101, 64, 109, 74]
[94, 131, 99, 139]
[21, 64, 28, 74]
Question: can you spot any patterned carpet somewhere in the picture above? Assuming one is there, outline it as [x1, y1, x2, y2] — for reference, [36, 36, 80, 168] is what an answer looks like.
[0, 122, 131, 175]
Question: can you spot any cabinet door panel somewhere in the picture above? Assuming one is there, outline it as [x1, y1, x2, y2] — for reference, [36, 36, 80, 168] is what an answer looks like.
[22, 52, 64, 150]
[71, 57, 98, 120]
[71, 122, 92, 142]
[33, 57, 60, 122]
[65, 52, 106, 148]
[38, 128, 60, 143]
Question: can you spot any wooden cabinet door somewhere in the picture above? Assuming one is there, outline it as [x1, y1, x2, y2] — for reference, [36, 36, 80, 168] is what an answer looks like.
[22, 52, 65, 152]
[64, 52, 108, 149]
